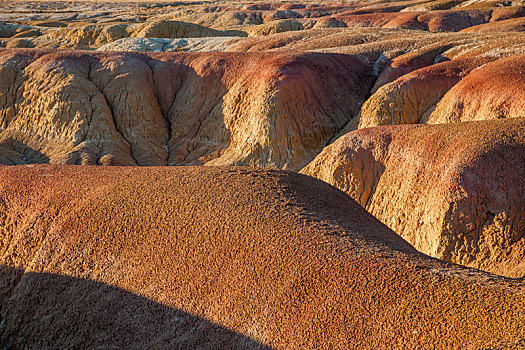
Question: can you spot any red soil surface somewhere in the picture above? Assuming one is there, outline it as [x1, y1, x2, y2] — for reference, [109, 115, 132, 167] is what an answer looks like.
[0, 165, 523, 349]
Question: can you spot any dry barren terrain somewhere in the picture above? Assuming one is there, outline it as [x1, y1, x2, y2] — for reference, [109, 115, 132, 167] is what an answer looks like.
[0, 0, 524, 348]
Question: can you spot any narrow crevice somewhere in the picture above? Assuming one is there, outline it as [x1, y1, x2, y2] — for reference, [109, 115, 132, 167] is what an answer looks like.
[86, 56, 138, 165]
[180, 92, 224, 164]
[145, 57, 173, 165]
[6, 54, 35, 131]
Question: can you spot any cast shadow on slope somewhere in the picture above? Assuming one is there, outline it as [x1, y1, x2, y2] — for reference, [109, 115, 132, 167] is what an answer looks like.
[0, 265, 271, 350]
[0, 138, 49, 165]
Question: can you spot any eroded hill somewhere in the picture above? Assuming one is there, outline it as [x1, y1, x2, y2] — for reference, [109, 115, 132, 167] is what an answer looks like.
[1, 165, 523, 349]
[2, 0, 525, 50]
[0, 49, 372, 169]
[302, 118, 525, 278]
[0, 1, 524, 347]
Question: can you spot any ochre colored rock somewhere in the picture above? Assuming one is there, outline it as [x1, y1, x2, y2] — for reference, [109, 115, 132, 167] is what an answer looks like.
[427, 54, 525, 123]
[357, 54, 525, 129]
[247, 19, 304, 36]
[311, 17, 347, 29]
[417, 9, 491, 32]
[36, 24, 130, 49]
[461, 17, 525, 32]
[302, 118, 525, 278]
[130, 20, 234, 39]
[27, 20, 67, 28]
[490, 6, 525, 22]
[371, 43, 454, 92]
[5, 38, 34, 48]
[358, 58, 490, 129]
[0, 165, 524, 349]
[32, 20, 235, 51]
[401, 0, 463, 12]
[0, 49, 373, 170]
[331, 9, 493, 32]
[11, 29, 42, 38]
[0, 23, 33, 38]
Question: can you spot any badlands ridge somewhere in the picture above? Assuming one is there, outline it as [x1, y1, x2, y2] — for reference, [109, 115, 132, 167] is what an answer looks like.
[0, 0, 524, 348]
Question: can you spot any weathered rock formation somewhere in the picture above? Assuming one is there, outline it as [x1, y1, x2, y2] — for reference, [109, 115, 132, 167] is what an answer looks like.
[0, 23, 35, 38]
[3, 1, 525, 52]
[370, 43, 454, 92]
[302, 118, 525, 278]
[36, 24, 130, 49]
[330, 9, 493, 32]
[33, 21, 245, 50]
[1, 165, 524, 349]
[427, 54, 525, 124]
[461, 16, 525, 32]
[0, 49, 373, 170]
[358, 54, 525, 129]
[97, 37, 239, 53]
[358, 58, 490, 129]
[131, 20, 237, 39]
[247, 19, 304, 36]
[224, 27, 525, 63]
[5, 38, 35, 49]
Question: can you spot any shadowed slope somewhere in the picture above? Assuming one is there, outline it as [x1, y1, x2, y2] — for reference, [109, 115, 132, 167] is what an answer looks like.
[0, 165, 523, 349]
[0, 266, 270, 349]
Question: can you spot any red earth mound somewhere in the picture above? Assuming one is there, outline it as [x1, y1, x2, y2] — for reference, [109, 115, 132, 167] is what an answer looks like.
[0, 165, 524, 349]
[330, 9, 493, 32]
[428, 54, 525, 123]
[358, 54, 525, 129]
[303, 118, 525, 278]
[358, 57, 492, 128]
[461, 16, 525, 32]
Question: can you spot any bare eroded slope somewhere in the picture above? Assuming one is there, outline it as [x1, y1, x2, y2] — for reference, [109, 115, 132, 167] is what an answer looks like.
[0, 49, 373, 170]
[303, 118, 525, 278]
[0, 165, 524, 349]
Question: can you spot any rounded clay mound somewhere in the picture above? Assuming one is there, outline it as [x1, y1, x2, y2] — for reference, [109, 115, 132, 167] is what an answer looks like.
[0, 165, 523, 349]
[427, 54, 525, 123]
[303, 118, 525, 278]
[358, 57, 491, 129]
[358, 54, 525, 129]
